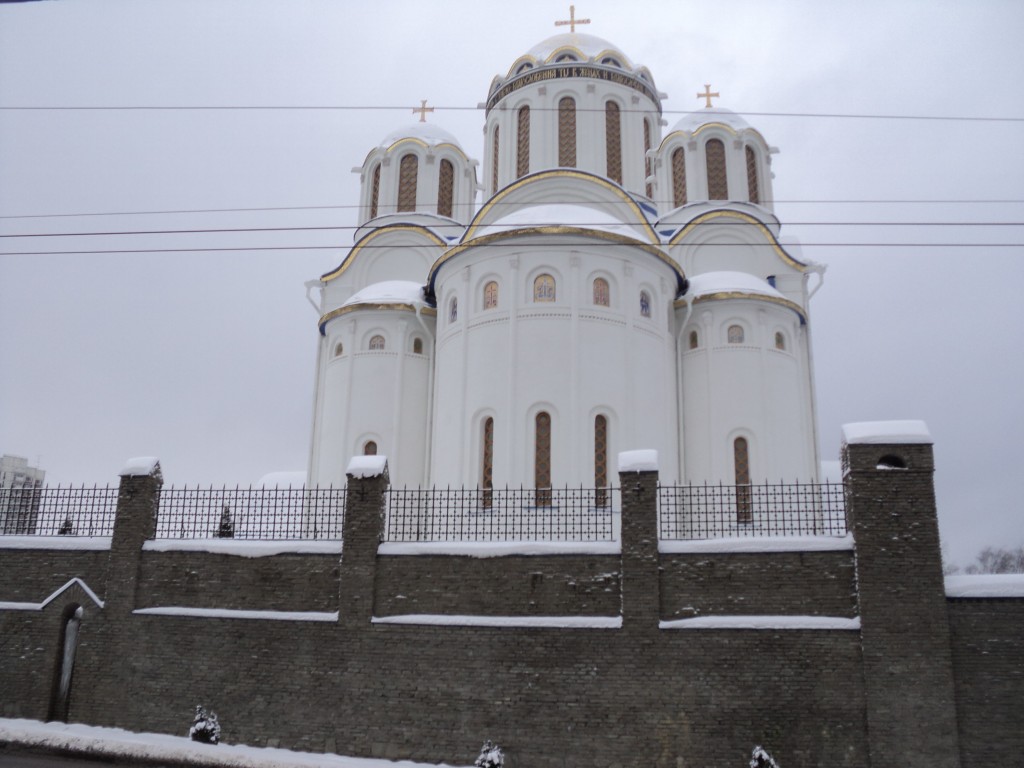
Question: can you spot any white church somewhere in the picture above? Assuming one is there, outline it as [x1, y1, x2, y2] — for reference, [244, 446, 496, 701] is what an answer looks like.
[306, 24, 825, 493]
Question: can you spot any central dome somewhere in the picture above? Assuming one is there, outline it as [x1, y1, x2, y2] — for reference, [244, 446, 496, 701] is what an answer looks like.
[519, 32, 634, 71]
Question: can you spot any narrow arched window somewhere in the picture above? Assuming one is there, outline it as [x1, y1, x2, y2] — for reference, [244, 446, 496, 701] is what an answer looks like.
[533, 274, 556, 302]
[438, 158, 454, 217]
[671, 147, 687, 207]
[643, 120, 653, 197]
[775, 331, 785, 350]
[734, 437, 752, 523]
[364, 440, 378, 456]
[369, 334, 385, 350]
[594, 414, 608, 507]
[688, 330, 699, 350]
[449, 296, 458, 323]
[491, 126, 500, 195]
[482, 417, 494, 508]
[516, 106, 530, 178]
[412, 337, 423, 354]
[605, 101, 622, 184]
[535, 411, 552, 506]
[369, 163, 381, 219]
[397, 154, 418, 212]
[706, 139, 728, 200]
[728, 324, 744, 344]
[640, 290, 651, 318]
[593, 277, 610, 307]
[484, 280, 499, 309]
[333, 342, 344, 357]
[746, 146, 760, 205]
[558, 97, 576, 168]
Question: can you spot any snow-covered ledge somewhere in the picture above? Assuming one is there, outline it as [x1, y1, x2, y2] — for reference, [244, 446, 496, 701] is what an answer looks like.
[945, 574, 1024, 598]
[618, 449, 658, 473]
[841, 420, 932, 445]
[378, 540, 620, 557]
[119, 456, 161, 477]
[660, 534, 854, 554]
[0, 535, 112, 551]
[345, 455, 388, 478]
[143, 539, 342, 557]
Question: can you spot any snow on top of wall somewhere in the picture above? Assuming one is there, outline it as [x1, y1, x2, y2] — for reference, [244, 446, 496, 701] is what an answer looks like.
[945, 574, 1024, 598]
[659, 534, 853, 554]
[143, 539, 341, 557]
[842, 420, 932, 445]
[372, 614, 622, 629]
[255, 471, 306, 489]
[0, 535, 111, 551]
[119, 456, 160, 477]
[618, 449, 658, 473]
[660, 615, 860, 631]
[134, 607, 339, 622]
[378, 541, 620, 557]
[346, 455, 388, 478]
[342, 280, 426, 308]
[0, 577, 105, 611]
[0, 717, 468, 768]
[685, 271, 785, 301]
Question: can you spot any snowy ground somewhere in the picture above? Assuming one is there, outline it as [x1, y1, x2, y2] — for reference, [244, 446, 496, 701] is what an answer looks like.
[0, 719, 468, 768]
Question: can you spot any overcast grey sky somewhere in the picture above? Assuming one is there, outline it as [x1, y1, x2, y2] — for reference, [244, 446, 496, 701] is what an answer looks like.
[1, 0, 1022, 567]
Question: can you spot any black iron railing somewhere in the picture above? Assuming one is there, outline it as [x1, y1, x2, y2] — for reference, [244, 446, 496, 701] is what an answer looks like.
[385, 487, 619, 542]
[658, 481, 847, 539]
[0, 485, 118, 536]
[155, 486, 345, 540]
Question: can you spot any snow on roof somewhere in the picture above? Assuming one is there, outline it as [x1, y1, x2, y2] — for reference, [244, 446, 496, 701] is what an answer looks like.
[945, 574, 1024, 598]
[524, 32, 633, 67]
[618, 449, 658, 473]
[256, 471, 307, 489]
[346, 455, 388, 479]
[341, 280, 426, 309]
[842, 420, 932, 445]
[484, 203, 645, 239]
[119, 456, 160, 477]
[670, 106, 752, 134]
[380, 122, 463, 150]
[686, 271, 786, 301]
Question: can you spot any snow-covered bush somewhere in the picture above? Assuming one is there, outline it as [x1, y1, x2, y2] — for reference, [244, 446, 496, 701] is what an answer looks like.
[189, 705, 221, 744]
[475, 740, 504, 767]
[749, 745, 779, 768]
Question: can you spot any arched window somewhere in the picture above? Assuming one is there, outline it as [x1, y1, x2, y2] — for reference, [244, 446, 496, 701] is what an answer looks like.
[706, 139, 728, 200]
[640, 290, 651, 318]
[369, 335, 385, 350]
[449, 296, 458, 323]
[734, 437, 752, 523]
[688, 330, 699, 350]
[363, 441, 378, 456]
[593, 277, 610, 307]
[333, 342, 344, 357]
[482, 417, 494, 508]
[594, 414, 608, 507]
[643, 120, 653, 197]
[727, 324, 744, 344]
[558, 97, 576, 168]
[671, 147, 687, 207]
[774, 331, 785, 350]
[605, 101, 622, 184]
[491, 126, 500, 195]
[484, 280, 499, 309]
[516, 106, 530, 178]
[397, 153, 418, 212]
[369, 163, 381, 219]
[535, 411, 552, 506]
[412, 337, 423, 354]
[746, 146, 760, 205]
[533, 274, 556, 302]
[438, 158, 454, 217]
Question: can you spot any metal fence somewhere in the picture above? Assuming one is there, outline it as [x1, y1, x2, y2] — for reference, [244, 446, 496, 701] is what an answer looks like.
[155, 486, 345, 540]
[0, 485, 118, 536]
[385, 487, 619, 542]
[658, 481, 847, 539]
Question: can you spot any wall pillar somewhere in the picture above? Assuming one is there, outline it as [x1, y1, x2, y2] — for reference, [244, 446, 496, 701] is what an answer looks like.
[338, 457, 389, 629]
[618, 451, 660, 630]
[842, 422, 961, 768]
[105, 458, 162, 616]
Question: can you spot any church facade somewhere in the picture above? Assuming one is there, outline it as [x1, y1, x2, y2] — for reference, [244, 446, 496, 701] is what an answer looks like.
[307, 31, 823, 491]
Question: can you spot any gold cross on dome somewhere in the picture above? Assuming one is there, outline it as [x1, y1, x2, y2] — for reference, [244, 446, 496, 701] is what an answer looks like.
[412, 99, 434, 123]
[555, 5, 590, 33]
[697, 84, 720, 109]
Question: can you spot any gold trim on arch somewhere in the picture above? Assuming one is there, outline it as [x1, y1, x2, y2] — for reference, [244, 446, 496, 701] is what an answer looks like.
[657, 124, 768, 152]
[321, 225, 447, 283]
[465, 169, 660, 244]
[319, 303, 436, 333]
[667, 210, 806, 269]
[674, 291, 806, 320]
